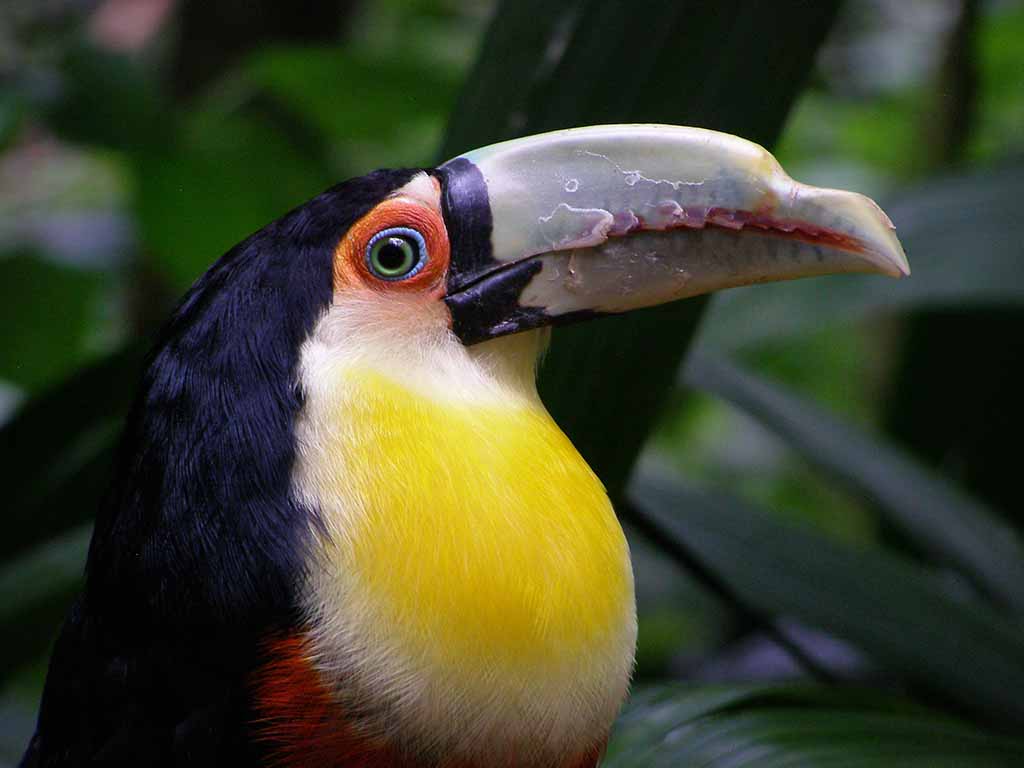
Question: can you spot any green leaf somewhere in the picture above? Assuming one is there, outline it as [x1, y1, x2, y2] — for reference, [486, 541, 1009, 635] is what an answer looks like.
[607, 683, 779, 762]
[684, 352, 1024, 613]
[606, 684, 1024, 767]
[1, 346, 142, 561]
[48, 44, 174, 154]
[439, 0, 581, 159]
[444, 0, 843, 497]
[136, 111, 333, 289]
[0, 252, 104, 391]
[0, 525, 89, 682]
[240, 46, 459, 147]
[0, 89, 25, 152]
[974, 2, 1024, 161]
[700, 164, 1024, 350]
[1, 693, 39, 768]
[629, 468, 1024, 726]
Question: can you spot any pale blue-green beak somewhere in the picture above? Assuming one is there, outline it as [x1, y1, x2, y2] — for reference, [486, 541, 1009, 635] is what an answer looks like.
[438, 124, 908, 345]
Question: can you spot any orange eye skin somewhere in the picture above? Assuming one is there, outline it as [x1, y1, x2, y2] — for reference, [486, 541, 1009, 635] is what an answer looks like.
[333, 198, 450, 296]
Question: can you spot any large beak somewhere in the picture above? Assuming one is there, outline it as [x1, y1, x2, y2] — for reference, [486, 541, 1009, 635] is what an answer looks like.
[435, 125, 909, 345]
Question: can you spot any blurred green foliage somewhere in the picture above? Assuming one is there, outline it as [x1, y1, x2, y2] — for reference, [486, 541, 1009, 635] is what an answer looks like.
[1, 0, 1023, 764]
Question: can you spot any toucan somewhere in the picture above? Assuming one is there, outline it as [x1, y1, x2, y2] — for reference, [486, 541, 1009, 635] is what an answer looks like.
[21, 125, 907, 768]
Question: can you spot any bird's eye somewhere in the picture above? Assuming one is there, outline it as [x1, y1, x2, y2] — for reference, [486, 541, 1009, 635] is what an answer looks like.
[366, 227, 427, 281]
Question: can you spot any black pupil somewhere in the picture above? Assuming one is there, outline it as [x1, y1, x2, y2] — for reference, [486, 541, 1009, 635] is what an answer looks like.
[378, 238, 410, 272]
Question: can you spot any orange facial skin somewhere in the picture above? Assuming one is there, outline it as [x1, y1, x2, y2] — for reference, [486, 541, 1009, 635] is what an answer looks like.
[252, 635, 606, 768]
[333, 197, 451, 298]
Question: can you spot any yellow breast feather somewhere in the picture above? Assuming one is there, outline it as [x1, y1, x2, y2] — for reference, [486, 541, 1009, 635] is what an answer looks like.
[314, 368, 633, 672]
[292, 324, 635, 759]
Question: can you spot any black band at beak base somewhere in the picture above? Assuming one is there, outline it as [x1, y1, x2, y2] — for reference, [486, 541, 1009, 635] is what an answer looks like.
[434, 158, 498, 295]
[445, 258, 602, 346]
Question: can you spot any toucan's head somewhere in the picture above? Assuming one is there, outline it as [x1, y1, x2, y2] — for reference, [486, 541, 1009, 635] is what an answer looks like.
[309, 124, 906, 387]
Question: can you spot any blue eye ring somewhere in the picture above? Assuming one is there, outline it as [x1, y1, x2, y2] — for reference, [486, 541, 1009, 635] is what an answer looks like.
[365, 227, 428, 281]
